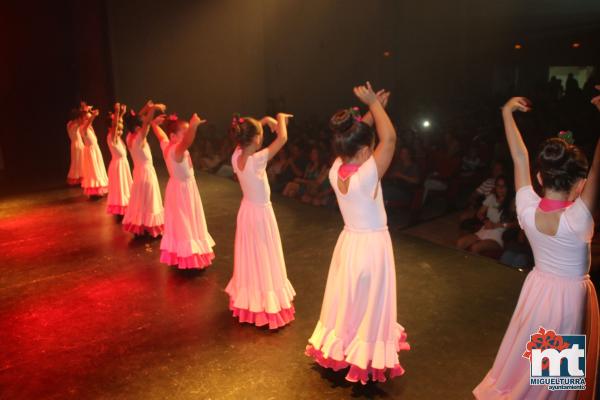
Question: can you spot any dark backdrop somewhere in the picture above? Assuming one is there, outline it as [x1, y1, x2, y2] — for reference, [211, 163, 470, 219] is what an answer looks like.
[2, 0, 600, 193]
[1, 0, 113, 194]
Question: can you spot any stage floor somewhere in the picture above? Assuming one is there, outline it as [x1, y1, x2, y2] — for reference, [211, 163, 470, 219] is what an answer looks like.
[0, 172, 528, 399]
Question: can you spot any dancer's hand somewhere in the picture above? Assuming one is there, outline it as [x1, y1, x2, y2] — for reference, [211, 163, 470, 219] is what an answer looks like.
[153, 103, 167, 113]
[377, 89, 391, 108]
[260, 116, 278, 131]
[503, 97, 531, 113]
[276, 113, 293, 126]
[189, 113, 207, 128]
[591, 85, 600, 112]
[354, 81, 378, 106]
[152, 114, 167, 126]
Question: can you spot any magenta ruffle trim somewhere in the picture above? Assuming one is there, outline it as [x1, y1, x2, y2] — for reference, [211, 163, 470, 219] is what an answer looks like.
[229, 299, 295, 329]
[305, 335, 408, 384]
[160, 250, 214, 269]
[123, 223, 163, 237]
[107, 205, 127, 215]
[83, 186, 108, 196]
[67, 177, 82, 185]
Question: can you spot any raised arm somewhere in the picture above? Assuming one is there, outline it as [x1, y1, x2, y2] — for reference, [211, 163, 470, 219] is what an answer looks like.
[581, 87, 600, 210]
[150, 114, 169, 143]
[138, 101, 166, 139]
[174, 113, 206, 161]
[266, 113, 293, 161]
[109, 102, 125, 144]
[354, 81, 396, 178]
[80, 108, 99, 143]
[361, 89, 390, 127]
[501, 97, 532, 190]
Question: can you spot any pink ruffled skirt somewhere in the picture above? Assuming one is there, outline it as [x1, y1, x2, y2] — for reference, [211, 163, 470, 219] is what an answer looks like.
[225, 199, 295, 329]
[159, 176, 215, 268]
[122, 163, 164, 237]
[306, 227, 410, 384]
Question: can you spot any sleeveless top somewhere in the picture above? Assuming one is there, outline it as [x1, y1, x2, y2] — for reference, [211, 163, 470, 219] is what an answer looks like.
[126, 132, 153, 166]
[107, 134, 127, 160]
[232, 147, 271, 205]
[329, 156, 387, 231]
[160, 140, 194, 182]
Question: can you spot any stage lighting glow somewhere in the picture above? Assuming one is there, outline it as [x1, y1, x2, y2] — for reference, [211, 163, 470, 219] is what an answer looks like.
[422, 120, 431, 128]
[571, 42, 581, 49]
[514, 43, 522, 50]
[383, 51, 391, 57]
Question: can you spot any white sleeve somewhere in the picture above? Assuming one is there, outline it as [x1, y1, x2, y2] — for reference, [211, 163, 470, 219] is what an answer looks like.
[564, 198, 594, 242]
[252, 148, 270, 173]
[357, 156, 379, 196]
[515, 185, 540, 228]
[516, 186, 539, 216]
[482, 194, 494, 207]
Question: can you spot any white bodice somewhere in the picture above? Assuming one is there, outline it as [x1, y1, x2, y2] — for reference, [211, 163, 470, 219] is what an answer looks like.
[232, 147, 271, 205]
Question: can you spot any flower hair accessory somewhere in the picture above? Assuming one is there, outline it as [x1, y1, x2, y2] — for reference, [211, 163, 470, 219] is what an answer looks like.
[348, 106, 362, 122]
[231, 114, 245, 128]
[167, 113, 178, 121]
[558, 130, 574, 144]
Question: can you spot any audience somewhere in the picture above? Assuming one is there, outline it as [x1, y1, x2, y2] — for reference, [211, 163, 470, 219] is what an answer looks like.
[190, 71, 599, 268]
[383, 146, 421, 205]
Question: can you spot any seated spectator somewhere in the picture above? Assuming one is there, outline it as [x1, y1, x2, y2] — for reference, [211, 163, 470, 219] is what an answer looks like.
[460, 160, 505, 229]
[198, 137, 224, 171]
[267, 148, 289, 183]
[457, 175, 517, 256]
[283, 146, 325, 198]
[214, 131, 237, 178]
[301, 154, 334, 206]
[383, 146, 421, 205]
[460, 142, 485, 178]
[421, 133, 461, 204]
[272, 142, 307, 193]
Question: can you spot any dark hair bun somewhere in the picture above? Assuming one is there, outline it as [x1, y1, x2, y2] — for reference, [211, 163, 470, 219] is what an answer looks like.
[164, 116, 187, 135]
[329, 109, 374, 158]
[230, 114, 259, 147]
[123, 111, 142, 133]
[329, 109, 354, 133]
[537, 138, 588, 192]
[538, 138, 568, 168]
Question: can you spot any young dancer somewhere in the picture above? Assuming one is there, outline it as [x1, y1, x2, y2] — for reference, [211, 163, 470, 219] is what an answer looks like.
[473, 94, 600, 399]
[79, 104, 109, 197]
[66, 108, 84, 185]
[305, 82, 410, 384]
[224, 113, 296, 329]
[122, 101, 165, 237]
[106, 103, 133, 216]
[150, 112, 215, 268]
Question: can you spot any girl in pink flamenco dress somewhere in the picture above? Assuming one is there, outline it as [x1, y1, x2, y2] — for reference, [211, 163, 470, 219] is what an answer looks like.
[225, 112, 296, 329]
[305, 82, 410, 384]
[473, 94, 599, 399]
[151, 112, 215, 269]
[79, 105, 109, 197]
[106, 103, 133, 216]
[122, 101, 164, 237]
[66, 109, 84, 186]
